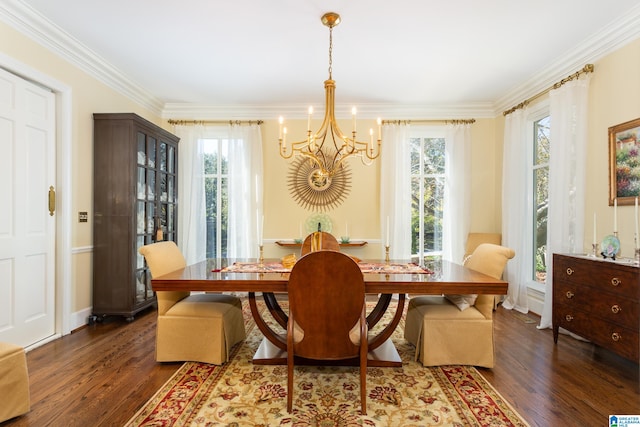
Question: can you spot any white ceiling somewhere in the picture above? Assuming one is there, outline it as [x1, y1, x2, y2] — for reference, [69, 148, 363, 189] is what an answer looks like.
[4, 0, 640, 118]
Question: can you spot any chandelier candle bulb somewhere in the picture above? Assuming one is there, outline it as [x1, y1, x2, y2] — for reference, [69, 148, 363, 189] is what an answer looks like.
[352, 107, 357, 133]
[279, 116, 284, 139]
[377, 118, 382, 140]
[369, 129, 373, 151]
[307, 106, 313, 131]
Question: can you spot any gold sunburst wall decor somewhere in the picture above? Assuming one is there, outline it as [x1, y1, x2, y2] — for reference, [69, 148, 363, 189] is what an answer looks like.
[287, 155, 351, 211]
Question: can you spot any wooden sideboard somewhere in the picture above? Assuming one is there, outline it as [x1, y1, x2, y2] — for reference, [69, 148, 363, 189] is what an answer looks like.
[553, 253, 639, 363]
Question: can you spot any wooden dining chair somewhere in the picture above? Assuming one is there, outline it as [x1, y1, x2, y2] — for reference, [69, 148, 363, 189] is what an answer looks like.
[300, 231, 340, 255]
[138, 241, 246, 365]
[286, 250, 368, 414]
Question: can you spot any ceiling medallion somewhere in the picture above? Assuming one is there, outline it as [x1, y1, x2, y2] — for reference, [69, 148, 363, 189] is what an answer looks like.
[288, 155, 351, 211]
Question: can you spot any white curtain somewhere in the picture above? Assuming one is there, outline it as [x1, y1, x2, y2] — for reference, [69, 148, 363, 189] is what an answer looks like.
[380, 123, 412, 259]
[175, 125, 207, 265]
[539, 76, 590, 329]
[175, 122, 263, 263]
[501, 109, 530, 313]
[227, 123, 264, 258]
[442, 123, 472, 262]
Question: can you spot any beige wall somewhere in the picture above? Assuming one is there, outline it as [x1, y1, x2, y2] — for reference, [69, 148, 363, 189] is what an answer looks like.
[2, 17, 638, 327]
[260, 116, 501, 260]
[586, 38, 640, 257]
[1, 21, 163, 315]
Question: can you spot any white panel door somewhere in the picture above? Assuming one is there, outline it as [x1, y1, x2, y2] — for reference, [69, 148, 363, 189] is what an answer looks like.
[0, 67, 56, 347]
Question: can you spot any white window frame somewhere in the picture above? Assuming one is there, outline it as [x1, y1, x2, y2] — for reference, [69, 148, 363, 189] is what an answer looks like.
[409, 126, 447, 260]
[201, 135, 229, 258]
[525, 102, 550, 294]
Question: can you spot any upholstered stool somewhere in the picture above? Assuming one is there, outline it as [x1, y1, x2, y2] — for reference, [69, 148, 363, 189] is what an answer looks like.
[0, 342, 30, 422]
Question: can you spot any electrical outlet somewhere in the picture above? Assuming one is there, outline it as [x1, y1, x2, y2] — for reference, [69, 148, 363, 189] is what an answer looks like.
[79, 211, 88, 223]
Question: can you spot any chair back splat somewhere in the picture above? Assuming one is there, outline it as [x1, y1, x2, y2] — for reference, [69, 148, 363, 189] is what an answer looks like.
[300, 231, 340, 255]
[286, 250, 367, 414]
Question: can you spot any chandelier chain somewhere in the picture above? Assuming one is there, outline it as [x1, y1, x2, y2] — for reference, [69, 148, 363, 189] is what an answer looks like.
[328, 26, 333, 80]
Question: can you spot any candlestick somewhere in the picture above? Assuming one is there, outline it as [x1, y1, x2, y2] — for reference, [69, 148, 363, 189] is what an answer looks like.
[386, 216, 390, 247]
[614, 198, 617, 234]
[259, 244, 264, 266]
[635, 197, 639, 250]
[385, 245, 390, 265]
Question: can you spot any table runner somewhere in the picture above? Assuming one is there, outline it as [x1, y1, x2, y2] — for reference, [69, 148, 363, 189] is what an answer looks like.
[219, 261, 432, 274]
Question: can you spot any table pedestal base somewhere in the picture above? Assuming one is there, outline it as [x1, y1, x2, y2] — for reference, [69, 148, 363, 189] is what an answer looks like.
[252, 337, 402, 367]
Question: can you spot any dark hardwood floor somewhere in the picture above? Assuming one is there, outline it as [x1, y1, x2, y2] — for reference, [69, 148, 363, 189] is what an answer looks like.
[1, 303, 638, 427]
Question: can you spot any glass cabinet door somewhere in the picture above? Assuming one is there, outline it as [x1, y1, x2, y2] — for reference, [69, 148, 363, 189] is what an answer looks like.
[135, 131, 179, 306]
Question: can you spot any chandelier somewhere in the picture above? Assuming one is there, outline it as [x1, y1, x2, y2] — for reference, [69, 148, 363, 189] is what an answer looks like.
[278, 12, 381, 179]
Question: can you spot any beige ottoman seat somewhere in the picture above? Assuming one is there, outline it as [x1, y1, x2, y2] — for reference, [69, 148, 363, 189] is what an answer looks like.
[0, 342, 30, 422]
[139, 241, 246, 365]
[404, 243, 515, 368]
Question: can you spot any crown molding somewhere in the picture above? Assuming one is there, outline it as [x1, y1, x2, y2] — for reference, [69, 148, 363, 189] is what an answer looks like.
[493, 3, 640, 116]
[161, 102, 497, 121]
[0, 0, 164, 115]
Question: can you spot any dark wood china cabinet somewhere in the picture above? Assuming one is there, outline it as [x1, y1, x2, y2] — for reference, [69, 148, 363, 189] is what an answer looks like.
[92, 113, 179, 321]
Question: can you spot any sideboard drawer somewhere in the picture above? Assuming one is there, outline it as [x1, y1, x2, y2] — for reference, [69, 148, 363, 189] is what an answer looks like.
[554, 280, 639, 330]
[553, 304, 639, 362]
[554, 255, 639, 300]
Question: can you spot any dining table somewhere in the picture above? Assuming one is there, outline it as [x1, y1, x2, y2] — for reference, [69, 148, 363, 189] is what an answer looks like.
[151, 257, 508, 367]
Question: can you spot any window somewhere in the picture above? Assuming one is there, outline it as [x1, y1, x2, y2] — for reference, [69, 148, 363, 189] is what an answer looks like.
[532, 115, 550, 285]
[203, 138, 229, 258]
[410, 135, 445, 261]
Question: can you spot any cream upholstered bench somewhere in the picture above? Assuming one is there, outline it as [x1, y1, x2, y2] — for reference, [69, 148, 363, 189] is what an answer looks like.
[0, 342, 30, 422]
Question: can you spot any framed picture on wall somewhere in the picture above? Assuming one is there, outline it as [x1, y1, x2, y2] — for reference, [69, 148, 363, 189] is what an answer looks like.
[608, 117, 640, 205]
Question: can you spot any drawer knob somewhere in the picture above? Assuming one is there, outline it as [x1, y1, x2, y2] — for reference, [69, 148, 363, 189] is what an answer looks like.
[611, 332, 621, 342]
[611, 304, 621, 314]
[565, 291, 574, 299]
[565, 314, 574, 322]
[565, 267, 574, 276]
[611, 277, 621, 286]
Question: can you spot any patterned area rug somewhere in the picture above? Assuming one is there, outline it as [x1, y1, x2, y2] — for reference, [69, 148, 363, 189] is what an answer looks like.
[126, 301, 529, 427]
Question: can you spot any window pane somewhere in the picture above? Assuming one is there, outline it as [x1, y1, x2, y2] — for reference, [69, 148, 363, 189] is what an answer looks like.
[535, 116, 550, 165]
[533, 115, 550, 284]
[410, 135, 445, 261]
[423, 176, 444, 253]
[205, 176, 217, 258]
[423, 138, 445, 175]
[204, 146, 217, 174]
[410, 138, 420, 174]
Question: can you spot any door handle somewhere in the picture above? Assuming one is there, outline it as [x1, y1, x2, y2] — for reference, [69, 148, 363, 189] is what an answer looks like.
[48, 186, 55, 216]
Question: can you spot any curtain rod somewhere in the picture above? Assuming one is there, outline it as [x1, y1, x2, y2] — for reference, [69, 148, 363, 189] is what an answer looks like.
[167, 119, 264, 126]
[382, 119, 476, 125]
[503, 64, 594, 116]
